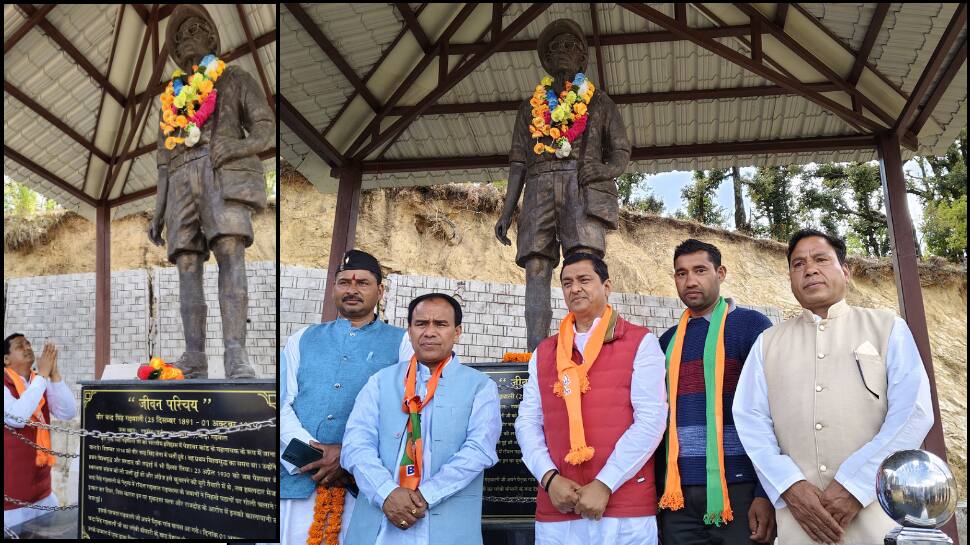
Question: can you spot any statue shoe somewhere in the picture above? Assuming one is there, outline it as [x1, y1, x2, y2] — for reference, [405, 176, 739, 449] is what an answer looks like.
[174, 351, 208, 379]
[225, 347, 256, 379]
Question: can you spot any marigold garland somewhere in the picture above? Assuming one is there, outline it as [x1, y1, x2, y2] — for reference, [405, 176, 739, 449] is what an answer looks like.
[529, 73, 595, 158]
[137, 356, 184, 380]
[502, 352, 532, 363]
[307, 485, 344, 545]
[159, 54, 226, 150]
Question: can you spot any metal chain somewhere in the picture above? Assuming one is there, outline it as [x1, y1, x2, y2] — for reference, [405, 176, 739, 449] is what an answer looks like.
[4, 412, 275, 441]
[4, 425, 79, 458]
[3, 495, 78, 511]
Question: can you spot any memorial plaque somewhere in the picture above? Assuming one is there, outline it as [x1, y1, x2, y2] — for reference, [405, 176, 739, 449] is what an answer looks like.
[474, 364, 537, 521]
[78, 379, 276, 541]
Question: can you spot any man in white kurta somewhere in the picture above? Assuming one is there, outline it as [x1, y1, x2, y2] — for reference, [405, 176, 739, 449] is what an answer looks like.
[733, 230, 934, 545]
[515, 254, 668, 545]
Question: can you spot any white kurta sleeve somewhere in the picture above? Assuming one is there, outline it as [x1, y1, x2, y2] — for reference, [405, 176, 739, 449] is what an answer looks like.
[46, 379, 76, 421]
[833, 317, 934, 506]
[419, 379, 502, 508]
[398, 333, 414, 363]
[341, 373, 399, 508]
[595, 332, 669, 492]
[514, 351, 557, 482]
[280, 326, 316, 475]
[733, 333, 806, 508]
[3, 375, 48, 427]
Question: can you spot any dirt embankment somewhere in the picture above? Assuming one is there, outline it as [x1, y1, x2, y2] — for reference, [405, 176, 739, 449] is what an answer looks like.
[280, 175, 967, 498]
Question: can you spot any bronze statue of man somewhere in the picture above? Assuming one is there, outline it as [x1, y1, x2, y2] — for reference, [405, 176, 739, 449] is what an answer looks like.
[495, 19, 630, 351]
[148, 5, 274, 379]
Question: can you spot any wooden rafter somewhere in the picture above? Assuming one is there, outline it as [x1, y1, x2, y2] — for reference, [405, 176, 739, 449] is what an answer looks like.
[4, 81, 111, 164]
[4, 4, 56, 54]
[690, 4, 798, 80]
[909, 40, 967, 138]
[448, 25, 759, 55]
[620, 3, 879, 133]
[17, 4, 126, 105]
[236, 4, 276, 114]
[848, 3, 890, 113]
[4, 145, 98, 207]
[590, 3, 608, 93]
[895, 3, 967, 134]
[354, 3, 552, 161]
[774, 4, 789, 28]
[733, 3, 896, 128]
[280, 94, 346, 169]
[396, 3, 432, 54]
[321, 4, 429, 139]
[384, 82, 841, 116]
[359, 135, 877, 174]
[285, 3, 381, 113]
[343, 3, 480, 159]
[83, 4, 127, 196]
[130, 4, 175, 25]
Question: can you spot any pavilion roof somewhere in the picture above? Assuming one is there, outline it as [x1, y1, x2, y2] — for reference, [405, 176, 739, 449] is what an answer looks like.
[279, 3, 966, 193]
[3, 4, 277, 220]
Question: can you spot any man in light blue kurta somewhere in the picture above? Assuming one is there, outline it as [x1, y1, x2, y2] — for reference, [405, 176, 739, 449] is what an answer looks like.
[341, 293, 502, 545]
[278, 250, 412, 545]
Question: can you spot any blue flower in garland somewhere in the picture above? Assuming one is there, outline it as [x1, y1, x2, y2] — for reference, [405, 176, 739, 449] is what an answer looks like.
[546, 89, 559, 109]
[574, 72, 586, 86]
[199, 54, 217, 69]
[172, 78, 184, 96]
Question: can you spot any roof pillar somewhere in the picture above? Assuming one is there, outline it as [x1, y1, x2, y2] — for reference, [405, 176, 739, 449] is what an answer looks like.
[322, 162, 362, 322]
[95, 202, 111, 379]
[876, 130, 958, 544]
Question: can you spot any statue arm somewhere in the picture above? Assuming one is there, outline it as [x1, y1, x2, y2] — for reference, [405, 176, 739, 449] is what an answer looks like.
[602, 100, 631, 178]
[237, 70, 275, 156]
[496, 103, 531, 244]
[149, 110, 170, 245]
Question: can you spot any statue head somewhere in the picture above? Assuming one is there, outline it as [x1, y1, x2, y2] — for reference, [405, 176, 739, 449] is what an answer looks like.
[166, 5, 221, 73]
[537, 19, 588, 77]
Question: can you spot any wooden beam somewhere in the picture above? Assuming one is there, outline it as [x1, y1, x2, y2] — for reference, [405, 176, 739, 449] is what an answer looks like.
[848, 3, 890, 86]
[876, 131, 958, 544]
[360, 134, 877, 173]
[909, 40, 967, 137]
[107, 186, 156, 208]
[84, 4, 127, 196]
[94, 203, 110, 378]
[448, 25, 758, 55]
[774, 3, 789, 28]
[491, 3, 503, 43]
[285, 3, 381, 113]
[280, 94, 346, 169]
[354, 3, 552, 160]
[894, 4, 967, 135]
[396, 3, 432, 54]
[17, 4, 127, 105]
[4, 145, 98, 207]
[236, 4, 276, 114]
[4, 4, 56, 54]
[384, 82, 842, 116]
[750, 17, 762, 63]
[620, 3, 879, 133]
[343, 3, 480, 159]
[690, 3, 799, 80]
[590, 3, 608, 93]
[675, 3, 687, 24]
[130, 4, 175, 25]
[4, 81, 112, 163]
[322, 163, 363, 321]
[734, 3, 895, 128]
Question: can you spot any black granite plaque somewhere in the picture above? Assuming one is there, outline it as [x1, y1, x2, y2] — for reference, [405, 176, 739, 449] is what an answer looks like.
[78, 379, 276, 541]
[473, 364, 537, 521]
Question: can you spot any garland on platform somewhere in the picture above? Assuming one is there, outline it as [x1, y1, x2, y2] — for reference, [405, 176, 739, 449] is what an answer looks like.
[159, 54, 226, 150]
[137, 357, 184, 380]
[529, 73, 595, 158]
[307, 486, 343, 545]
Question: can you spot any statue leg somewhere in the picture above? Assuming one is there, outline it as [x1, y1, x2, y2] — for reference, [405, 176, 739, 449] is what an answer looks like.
[210, 235, 256, 379]
[174, 251, 208, 378]
[524, 256, 554, 352]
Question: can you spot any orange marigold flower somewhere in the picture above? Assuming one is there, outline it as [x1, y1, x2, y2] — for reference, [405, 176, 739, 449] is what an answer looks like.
[164, 136, 178, 150]
[175, 115, 189, 128]
[529, 97, 541, 107]
[550, 127, 561, 139]
[544, 145, 555, 153]
[162, 109, 176, 124]
[160, 122, 174, 135]
[199, 80, 214, 95]
[533, 142, 545, 155]
[573, 102, 588, 116]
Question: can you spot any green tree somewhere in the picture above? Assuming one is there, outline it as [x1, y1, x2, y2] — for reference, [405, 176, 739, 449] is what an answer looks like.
[616, 172, 664, 215]
[907, 128, 967, 261]
[4, 179, 39, 217]
[923, 195, 967, 262]
[746, 165, 802, 241]
[677, 169, 725, 226]
[801, 163, 889, 257]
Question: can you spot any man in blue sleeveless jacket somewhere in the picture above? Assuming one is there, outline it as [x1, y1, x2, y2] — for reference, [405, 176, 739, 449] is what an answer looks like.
[341, 293, 502, 545]
[279, 250, 412, 545]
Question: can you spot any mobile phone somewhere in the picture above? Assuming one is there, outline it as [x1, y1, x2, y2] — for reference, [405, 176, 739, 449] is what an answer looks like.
[282, 438, 323, 468]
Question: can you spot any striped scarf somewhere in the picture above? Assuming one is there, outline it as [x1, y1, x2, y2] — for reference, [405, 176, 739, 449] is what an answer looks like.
[398, 355, 450, 489]
[659, 297, 733, 525]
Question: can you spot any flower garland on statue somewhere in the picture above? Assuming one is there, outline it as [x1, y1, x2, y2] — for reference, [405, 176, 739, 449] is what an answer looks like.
[307, 485, 344, 545]
[137, 357, 184, 380]
[530, 73, 595, 158]
[159, 54, 227, 150]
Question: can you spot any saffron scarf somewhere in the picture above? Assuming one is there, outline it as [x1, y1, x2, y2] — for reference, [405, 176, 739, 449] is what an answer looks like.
[554, 304, 613, 465]
[3, 367, 56, 468]
[398, 354, 450, 489]
[659, 297, 732, 525]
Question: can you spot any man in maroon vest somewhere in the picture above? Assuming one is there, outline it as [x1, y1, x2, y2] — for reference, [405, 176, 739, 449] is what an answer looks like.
[3, 334, 76, 528]
[515, 253, 668, 544]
